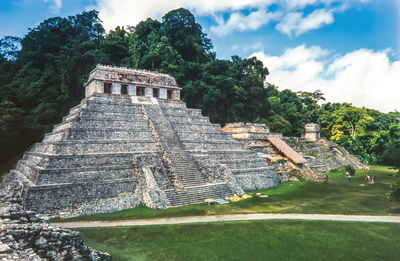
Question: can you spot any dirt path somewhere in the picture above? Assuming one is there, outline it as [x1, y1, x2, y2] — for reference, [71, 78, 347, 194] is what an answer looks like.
[54, 213, 400, 228]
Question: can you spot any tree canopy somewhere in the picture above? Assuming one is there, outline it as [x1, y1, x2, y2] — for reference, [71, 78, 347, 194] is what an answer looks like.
[0, 8, 399, 169]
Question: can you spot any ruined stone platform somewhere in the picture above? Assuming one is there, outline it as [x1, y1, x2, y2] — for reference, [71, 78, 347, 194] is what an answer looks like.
[222, 122, 367, 180]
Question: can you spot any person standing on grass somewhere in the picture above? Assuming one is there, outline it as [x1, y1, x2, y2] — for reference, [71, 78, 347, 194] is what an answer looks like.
[347, 173, 351, 182]
[371, 176, 375, 184]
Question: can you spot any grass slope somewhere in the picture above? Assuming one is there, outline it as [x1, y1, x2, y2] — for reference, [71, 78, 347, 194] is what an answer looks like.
[76, 220, 400, 261]
[58, 165, 399, 222]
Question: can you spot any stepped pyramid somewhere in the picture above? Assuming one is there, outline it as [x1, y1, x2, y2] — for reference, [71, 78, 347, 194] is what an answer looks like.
[1, 65, 279, 215]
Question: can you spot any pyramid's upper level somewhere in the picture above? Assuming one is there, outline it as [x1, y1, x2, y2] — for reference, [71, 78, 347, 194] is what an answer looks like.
[84, 64, 182, 100]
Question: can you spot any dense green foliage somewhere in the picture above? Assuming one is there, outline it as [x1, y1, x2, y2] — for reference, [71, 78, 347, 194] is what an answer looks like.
[0, 8, 399, 169]
[344, 165, 356, 176]
[77, 220, 400, 261]
[388, 180, 400, 202]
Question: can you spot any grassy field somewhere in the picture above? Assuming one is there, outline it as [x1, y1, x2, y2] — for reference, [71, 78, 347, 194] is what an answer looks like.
[76, 220, 400, 261]
[57, 165, 400, 222]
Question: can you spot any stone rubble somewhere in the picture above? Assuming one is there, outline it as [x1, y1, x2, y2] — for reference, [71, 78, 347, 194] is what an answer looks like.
[0, 193, 111, 260]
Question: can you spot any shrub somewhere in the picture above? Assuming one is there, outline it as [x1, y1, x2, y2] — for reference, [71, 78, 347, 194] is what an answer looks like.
[289, 169, 305, 182]
[387, 180, 400, 202]
[344, 165, 355, 176]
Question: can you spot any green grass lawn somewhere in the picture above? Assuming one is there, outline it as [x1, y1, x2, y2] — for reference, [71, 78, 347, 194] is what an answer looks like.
[76, 220, 400, 261]
[55, 165, 400, 222]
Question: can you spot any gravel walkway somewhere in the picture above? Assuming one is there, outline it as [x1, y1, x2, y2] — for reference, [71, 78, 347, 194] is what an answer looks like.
[54, 214, 400, 228]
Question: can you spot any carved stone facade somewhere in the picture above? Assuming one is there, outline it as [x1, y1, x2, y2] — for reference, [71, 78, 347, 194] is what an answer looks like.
[84, 64, 181, 100]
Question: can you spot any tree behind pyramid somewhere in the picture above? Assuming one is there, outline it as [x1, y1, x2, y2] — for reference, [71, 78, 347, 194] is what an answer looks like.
[1, 65, 280, 216]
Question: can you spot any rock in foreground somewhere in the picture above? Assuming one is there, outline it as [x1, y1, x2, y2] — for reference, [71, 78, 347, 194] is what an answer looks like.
[0, 193, 111, 260]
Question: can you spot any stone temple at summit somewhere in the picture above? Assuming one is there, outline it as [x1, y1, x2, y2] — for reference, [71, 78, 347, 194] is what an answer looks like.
[1, 65, 280, 215]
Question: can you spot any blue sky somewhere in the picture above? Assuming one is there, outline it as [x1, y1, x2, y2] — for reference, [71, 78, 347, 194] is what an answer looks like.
[0, 0, 399, 112]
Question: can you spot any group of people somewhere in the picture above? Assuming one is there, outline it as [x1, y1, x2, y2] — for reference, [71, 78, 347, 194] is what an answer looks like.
[365, 174, 375, 184]
[346, 173, 375, 184]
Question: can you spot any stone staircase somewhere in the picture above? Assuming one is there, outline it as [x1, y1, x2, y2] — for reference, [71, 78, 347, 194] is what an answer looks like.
[143, 104, 233, 206]
[164, 183, 232, 206]
[161, 106, 280, 191]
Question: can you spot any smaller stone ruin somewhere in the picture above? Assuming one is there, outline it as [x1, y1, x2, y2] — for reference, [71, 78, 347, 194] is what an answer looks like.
[304, 123, 320, 141]
[223, 122, 366, 180]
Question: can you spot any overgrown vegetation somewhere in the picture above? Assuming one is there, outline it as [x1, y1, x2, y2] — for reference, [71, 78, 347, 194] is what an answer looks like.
[289, 169, 306, 181]
[0, 8, 399, 170]
[344, 165, 356, 176]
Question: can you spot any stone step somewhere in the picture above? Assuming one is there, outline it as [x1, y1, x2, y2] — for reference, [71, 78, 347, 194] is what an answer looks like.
[164, 183, 232, 207]
[85, 100, 143, 113]
[35, 165, 133, 185]
[231, 167, 275, 176]
[53, 119, 149, 132]
[162, 108, 202, 118]
[158, 99, 187, 109]
[79, 108, 144, 118]
[182, 141, 243, 151]
[219, 159, 269, 169]
[43, 129, 153, 142]
[63, 111, 81, 123]
[169, 120, 220, 128]
[68, 100, 89, 115]
[9, 169, 35, 184]
[176, 131, 234, 141]
[189, 150, 259, 161]
[88, 93, 136, 104]
[25, 151, 157, 169]
[15, 160, 39, 182]
[32, 140, 157, 155]
[166, 116, 209, 125]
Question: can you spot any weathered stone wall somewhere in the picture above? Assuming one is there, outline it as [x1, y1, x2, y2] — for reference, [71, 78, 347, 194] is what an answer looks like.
[24, 180, 135, 213]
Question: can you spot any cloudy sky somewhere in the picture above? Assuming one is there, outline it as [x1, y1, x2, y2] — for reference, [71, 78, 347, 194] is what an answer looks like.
[0, 0, 399, 112]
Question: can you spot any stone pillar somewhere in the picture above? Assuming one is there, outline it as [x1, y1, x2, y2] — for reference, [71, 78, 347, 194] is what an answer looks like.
[304, 123, 320, 141]
[173, 90, 180, 100]
[112, 83, 121, 95]
[160, 88, 167, 99]
[145, 87, 152, 98]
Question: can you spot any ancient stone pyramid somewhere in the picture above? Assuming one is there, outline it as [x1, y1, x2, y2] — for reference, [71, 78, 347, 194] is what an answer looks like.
[1, 65, 279, 215]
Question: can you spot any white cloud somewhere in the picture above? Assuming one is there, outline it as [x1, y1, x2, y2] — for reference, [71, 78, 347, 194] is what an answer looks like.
[94, 0, 370, 36]
[96, 0, 181, 30]
[44, 0, 62, 13]
[252, 45, 400, 112]
[95, 0, 276, 31]
[276, 8, 334, 36]
[185, 0, 275, 15]
[210, 9, 281, 36]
